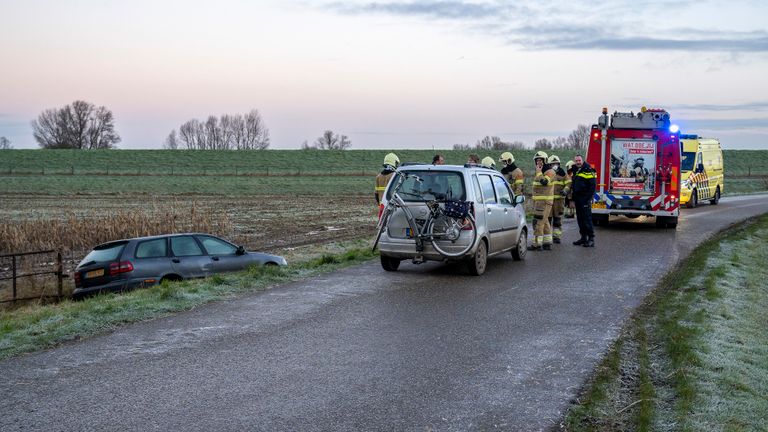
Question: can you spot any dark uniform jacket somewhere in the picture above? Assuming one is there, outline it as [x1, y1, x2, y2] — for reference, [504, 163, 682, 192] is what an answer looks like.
[572, 162, 597, 204]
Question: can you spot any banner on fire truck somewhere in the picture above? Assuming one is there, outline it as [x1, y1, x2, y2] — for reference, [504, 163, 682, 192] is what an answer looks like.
[610, 139, 656, 194]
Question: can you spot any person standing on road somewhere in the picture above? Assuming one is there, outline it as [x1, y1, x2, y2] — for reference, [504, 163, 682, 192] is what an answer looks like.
[432, 154, 445, 165]
[375, 153, 399, 206]
[499, 152, 525, 197]
[563, 160, 575, 219]
[548, 154, 566, 244]
[530, 151, 556, 251]
[571, 154, 597, 247]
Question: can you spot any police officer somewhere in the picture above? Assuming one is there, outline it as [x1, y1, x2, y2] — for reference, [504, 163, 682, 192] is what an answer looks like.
[547, 154, 566, 244]
[530, 151, 556, 251]
[375, 153, 399, 206]
[499, 151, 524, 197]
[481, 156, 496, 169]
[571, 154, 597, 247]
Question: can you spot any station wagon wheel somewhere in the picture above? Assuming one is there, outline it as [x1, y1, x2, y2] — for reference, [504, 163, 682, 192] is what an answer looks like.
[466, 238, 487, 276]
[380, 255, 400, 272]
[428, 214, 477, 258]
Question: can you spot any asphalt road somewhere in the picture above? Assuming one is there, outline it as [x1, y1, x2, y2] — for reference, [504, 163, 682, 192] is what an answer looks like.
[2, 195, 768, 431]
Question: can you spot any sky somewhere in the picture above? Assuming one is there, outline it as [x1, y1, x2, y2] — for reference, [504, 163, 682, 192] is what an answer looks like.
[1, 0, 768, 150]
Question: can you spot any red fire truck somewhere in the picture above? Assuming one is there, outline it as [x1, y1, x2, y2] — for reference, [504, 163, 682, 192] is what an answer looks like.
[585, 107, 681, 228]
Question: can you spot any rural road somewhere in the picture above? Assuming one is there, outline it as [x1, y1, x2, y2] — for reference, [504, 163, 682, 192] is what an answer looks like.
[2, 194, 768, 431]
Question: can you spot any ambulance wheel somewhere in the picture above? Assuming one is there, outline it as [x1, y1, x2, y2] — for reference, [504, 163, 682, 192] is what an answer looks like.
[710, 187, 720, 205]
[380, 255, 401, 272]
[687, 189, 698, 208]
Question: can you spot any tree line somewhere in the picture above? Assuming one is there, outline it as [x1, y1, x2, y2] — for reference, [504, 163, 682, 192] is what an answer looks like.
[453, 125, 590, 152]
[18, 99, 587, 151]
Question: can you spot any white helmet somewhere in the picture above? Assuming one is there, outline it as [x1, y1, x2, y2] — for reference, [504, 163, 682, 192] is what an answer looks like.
[481, 156, 496, 169]
[499, 152, 515, 164]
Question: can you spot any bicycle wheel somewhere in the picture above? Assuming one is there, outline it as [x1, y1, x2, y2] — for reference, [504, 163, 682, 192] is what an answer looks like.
[372, 205, 394, 252]
[427, 214, 477, 257]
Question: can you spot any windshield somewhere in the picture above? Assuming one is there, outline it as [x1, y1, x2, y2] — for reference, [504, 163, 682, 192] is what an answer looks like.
[386, 170, 466, 202]
[681, 151, 696, 171]
[82, 241, 127, 264]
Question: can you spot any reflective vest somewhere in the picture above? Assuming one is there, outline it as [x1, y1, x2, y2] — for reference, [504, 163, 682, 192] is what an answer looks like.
[552, 170, 566, 200]
[504, 167, 525, 196]
[532, 168, 556, 202]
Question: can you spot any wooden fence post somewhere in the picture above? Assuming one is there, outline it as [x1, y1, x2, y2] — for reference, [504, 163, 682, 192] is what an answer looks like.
[57, 252, 63, 298]
[11, 255, 17, 301]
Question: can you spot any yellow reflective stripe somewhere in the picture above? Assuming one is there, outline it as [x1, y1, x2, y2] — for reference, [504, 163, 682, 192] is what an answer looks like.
[576, 172, 596, 179]
[375, 186, 386, 191]
[514, 179, 525, 184]
[532, 196, 556, 200]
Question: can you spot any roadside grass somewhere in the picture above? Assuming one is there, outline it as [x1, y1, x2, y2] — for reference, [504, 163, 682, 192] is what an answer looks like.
[564, 213, 768, 431]
[0, 241, 377, 361]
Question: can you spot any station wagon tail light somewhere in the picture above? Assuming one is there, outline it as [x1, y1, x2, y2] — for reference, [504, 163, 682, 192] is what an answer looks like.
[109, 261, 134, 276]
[378, 203, 385, 220]
[461, 217, 474, 231]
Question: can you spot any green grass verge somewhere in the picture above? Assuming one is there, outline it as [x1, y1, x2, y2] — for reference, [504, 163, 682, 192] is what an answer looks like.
[565, 213, 768, 431]
[0, 244, 377, 361]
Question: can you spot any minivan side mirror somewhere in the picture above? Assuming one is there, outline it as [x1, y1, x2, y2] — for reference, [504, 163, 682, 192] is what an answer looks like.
[514, 195, 525, 205]
[236, 246, 246, 255]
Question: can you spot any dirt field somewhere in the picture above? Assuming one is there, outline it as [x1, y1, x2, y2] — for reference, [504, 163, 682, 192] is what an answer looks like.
[0, 193, 377, 303]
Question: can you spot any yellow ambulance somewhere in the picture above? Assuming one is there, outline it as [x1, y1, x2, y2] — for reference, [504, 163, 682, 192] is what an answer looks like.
[679, 135, 724, 207]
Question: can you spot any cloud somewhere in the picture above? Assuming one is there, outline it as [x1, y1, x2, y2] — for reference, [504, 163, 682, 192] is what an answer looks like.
[668, 102, 768, 112]
[324, 1, 768, 52]
[677, 117, 768, 131]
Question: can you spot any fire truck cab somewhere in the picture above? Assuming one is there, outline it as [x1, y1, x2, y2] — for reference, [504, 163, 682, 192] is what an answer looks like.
[586, 107, 681, 229]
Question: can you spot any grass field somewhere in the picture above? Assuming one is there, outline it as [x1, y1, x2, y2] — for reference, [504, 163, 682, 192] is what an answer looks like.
[565, 214, 768, 431]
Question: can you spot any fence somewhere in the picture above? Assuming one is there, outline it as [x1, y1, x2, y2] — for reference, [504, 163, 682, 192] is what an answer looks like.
[0, 250, 66, 303]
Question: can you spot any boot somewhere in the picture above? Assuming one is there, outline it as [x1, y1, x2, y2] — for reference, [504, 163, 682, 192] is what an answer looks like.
[583, 238, 595, 248]
[528, 244, 541, 251]
[573, 237, 586, 246]
[553, 237, 561, 244]
[542, 244, 552, 250]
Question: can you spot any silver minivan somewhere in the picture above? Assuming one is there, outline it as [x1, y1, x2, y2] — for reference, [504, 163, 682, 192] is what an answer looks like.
[377, 164, 528, 276]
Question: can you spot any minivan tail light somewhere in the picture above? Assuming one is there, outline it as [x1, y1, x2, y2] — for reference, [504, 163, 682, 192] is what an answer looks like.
[378, 203, 385, 220]
[109, 261, 134, 276]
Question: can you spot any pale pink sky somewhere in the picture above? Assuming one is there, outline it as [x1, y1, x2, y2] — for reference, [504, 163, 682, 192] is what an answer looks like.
[1, 0, 768, 149]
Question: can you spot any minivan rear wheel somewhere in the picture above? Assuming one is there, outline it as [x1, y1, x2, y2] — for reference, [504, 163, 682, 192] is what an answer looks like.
[466, 239, 487, 276]
[380, 255, 401, 272]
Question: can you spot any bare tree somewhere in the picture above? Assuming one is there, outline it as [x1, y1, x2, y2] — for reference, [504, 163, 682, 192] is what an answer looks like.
[567, 124, 590, 150]
[534, 138, 552, 150]
[31, 100, 120, 149]
[163, 130, 179, 149]
[313, 130, 351, 150]
[551, 136, 568, 150]
[455, 137, 527, 152]
[0, 136, 13, 149]
[170, 109, 269, 150]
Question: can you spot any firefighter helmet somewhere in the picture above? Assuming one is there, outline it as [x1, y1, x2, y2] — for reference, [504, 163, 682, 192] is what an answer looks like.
[383, 153, 400, 168]
[533, 150, 548, 162]
[547, 154, 561, 164]
[565, 160, 575, 170]
[499, 151, 515, 164]
[481, 156, 496, 168]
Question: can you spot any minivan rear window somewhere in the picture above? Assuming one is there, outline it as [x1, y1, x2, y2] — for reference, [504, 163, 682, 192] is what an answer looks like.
[386, 170, 466, 202]
[82, 242, 127, 264]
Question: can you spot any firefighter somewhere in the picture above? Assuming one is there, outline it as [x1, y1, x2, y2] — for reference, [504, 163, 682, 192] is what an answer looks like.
[481, 156, 496, 169]
[563, 160, 575, 218]
[571, 154, 597, 247]
[499, 152, 525, 197]
[548, 154, 566, 243]
[529, 151, 556, 251]
[375, 153, 399, 205]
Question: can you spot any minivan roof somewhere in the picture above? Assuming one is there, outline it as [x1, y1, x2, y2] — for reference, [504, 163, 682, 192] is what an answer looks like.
[398, 164, 498, 172]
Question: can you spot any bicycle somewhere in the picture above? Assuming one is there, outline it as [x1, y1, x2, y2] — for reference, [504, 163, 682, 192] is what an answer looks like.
[372, 171, 478, 259]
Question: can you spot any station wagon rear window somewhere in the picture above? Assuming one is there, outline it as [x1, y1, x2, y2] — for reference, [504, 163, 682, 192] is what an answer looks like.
[386, 171, 466, 202]
[82, 241, 126, 263]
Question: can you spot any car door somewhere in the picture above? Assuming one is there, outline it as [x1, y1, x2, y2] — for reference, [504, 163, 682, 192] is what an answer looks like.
[196, 235, 250, 273]
[133, 237, 172, 283]
[169, 235, 212, 278]
[492, 174, 520, 249]
[477, 174, 505, 253]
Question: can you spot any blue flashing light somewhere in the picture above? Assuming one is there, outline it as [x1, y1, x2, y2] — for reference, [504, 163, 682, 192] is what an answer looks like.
[669, 124, 680, 133]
